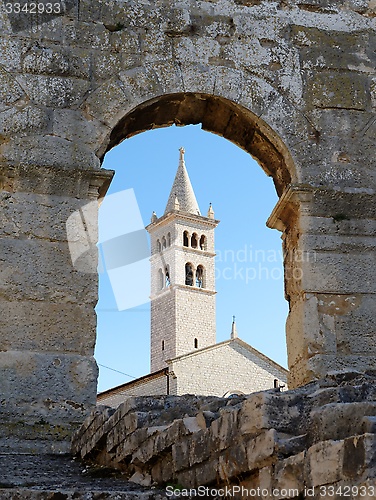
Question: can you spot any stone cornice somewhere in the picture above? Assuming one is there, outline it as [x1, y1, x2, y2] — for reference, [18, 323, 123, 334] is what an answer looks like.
[267, 183, 315, 232]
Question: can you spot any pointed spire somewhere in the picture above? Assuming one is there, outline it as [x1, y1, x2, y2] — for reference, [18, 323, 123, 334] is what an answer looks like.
[164, 148, 201, 216]
[207, 203, 214, 219]
[174, 194, 180, 211]
[231, 315, 238, 340]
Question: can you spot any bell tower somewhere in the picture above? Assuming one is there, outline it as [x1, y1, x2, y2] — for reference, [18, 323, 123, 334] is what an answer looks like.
[146, 148, 219, 373]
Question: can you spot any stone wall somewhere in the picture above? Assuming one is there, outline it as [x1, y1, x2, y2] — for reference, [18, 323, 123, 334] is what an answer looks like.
[168, 339, 288, 396]
[1, 0, 375, 450]
[98, 340, 288, 404]
[72, 372, 376, 495]
[98, 370, 169, 408]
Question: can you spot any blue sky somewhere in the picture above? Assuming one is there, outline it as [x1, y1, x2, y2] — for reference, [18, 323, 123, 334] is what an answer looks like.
[95, 124, 288, 393]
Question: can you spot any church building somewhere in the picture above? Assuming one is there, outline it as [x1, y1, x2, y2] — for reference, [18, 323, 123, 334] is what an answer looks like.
[98, 148, 288, 408]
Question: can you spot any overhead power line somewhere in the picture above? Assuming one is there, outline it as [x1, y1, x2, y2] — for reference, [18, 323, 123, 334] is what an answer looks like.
[98, 363, 137, 379]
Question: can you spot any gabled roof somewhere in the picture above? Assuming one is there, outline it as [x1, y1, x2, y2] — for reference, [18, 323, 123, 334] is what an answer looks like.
[97, 337, 288, 402]
[167, 337, 289, 376]
[164, 147, 200, 216]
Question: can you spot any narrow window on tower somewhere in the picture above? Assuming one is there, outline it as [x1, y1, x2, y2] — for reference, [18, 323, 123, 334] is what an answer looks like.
[165, 266, 170, 287]
[185, 263, 194, 286]
[162, 340, 165, 351]
[157, 239, 161, 252]
[162, 236, 167, 249]
[158, 268, 164, 290]
[183, 231, 189, 247]
[167, 232, 171, 246]
[200, 235, 206, 250]
[196, 265, 204, 288]
[194, 338, 198, 348]
[191, 233, 198, 248]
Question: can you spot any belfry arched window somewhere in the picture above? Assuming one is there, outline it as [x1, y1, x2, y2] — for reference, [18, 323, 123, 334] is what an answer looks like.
[196, 265, 204, 288]
[191, 233, 198, 248]
[200, 235, 206, 250]
[165, 266, 171, 287]
[157, 239, 161, 252]
[162, 236, 167, 249]
[167, 232, 171, 247]
[185, 263, 194, 286]
[183, 231, 189, 247]
[158, 268, 164, 290]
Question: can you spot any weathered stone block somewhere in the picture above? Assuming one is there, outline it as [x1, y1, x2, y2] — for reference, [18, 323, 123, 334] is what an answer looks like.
[0, 67, 24, 105]
[52, 109, 111, 150]
[0, 106, 50, 138]
[0, 237, 98, 303]
[0, 300, 96, 355]
[107, 412, 149, 453]
[151, 454, 173, 484]
[188, 430, 211, 466]
[307, 71, 369, 110]
[308, 440, 344, 487]
[210, 408, 239, 451]
[115, 428, 149, 462]
[0, 136, 100, 171]
[172, 437, 190, 472]
[274, 451, 306, 496]
[246, 429, 278, 471]
[81, 78, 132, 125]
[343, 433, 376, 480]
[218, 441, 248, 480]
[239, 392, 302, 436]
[195, 458, 220, 487]
[310, 402, 376, 444]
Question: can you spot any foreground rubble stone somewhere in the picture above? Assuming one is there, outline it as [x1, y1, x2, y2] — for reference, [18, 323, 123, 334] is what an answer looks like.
[72, 373, 376, 496]
[0, 453, 166, 499]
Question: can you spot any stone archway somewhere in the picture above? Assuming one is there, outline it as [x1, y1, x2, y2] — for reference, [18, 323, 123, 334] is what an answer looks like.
[1, 0, 375, 452]
[103, 93, 294, 196]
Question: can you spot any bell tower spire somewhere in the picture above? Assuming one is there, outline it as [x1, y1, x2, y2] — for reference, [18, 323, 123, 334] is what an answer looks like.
[164, 147, 200, 216]
[146, 148, 219, 373]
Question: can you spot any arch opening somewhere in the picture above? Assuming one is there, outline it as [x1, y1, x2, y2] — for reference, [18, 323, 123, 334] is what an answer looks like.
[102, 93, 295, 197]
[96, 93, 295, 392]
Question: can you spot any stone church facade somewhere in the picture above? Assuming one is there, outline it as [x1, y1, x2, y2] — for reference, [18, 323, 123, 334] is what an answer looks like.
[98, 149, 287, 407]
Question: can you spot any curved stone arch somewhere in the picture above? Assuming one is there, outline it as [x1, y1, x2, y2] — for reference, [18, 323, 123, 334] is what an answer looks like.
[89, 91, 300, 196]
[82, 64, 310, 194]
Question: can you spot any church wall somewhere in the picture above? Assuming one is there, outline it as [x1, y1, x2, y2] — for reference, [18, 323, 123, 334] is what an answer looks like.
[174, 287, 216, 357]
[150, 292, 177, 372]
[169, 342, 287, 397]
[97, 373, 168, 408]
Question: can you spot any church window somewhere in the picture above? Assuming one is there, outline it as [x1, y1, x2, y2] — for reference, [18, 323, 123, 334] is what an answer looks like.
[183, 231, 189, 247]
[162, 340, 165, 351]
[185, 263, 194, 286]
[158, 268, 164, 290]
[167, 232, 171, 246]
[200, 235, 206, 250]
[194, 338, 198, 348]
[191, 233, 198, 248]
[196, 265, 204, 288]
[223, 390, 245, 398]
[162, 236, 167, 249]
[165, 266, 171, 287]
[157, 239, 161, 252]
